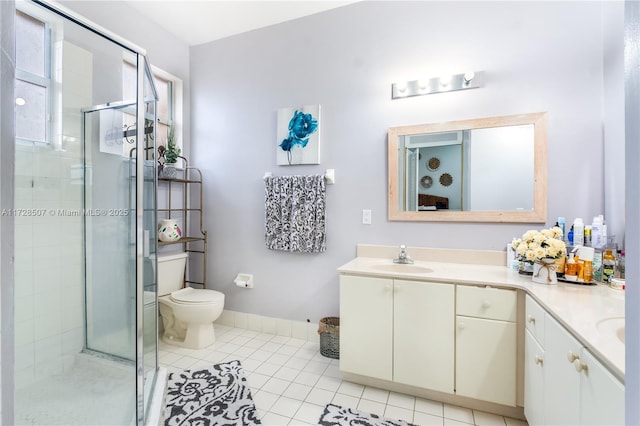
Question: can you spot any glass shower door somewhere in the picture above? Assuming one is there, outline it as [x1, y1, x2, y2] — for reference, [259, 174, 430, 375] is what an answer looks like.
[13, 1, 160, 424]
[83, 102, 137, 360]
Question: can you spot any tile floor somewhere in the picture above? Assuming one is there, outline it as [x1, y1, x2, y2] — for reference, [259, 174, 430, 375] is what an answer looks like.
[158, 324, 529, 426]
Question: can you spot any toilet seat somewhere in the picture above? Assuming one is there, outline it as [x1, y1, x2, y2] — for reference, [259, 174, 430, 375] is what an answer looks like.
[169, 287, 223, 305]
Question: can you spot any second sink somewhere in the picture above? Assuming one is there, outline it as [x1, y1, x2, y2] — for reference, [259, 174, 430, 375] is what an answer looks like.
[596, 317, 625, 344]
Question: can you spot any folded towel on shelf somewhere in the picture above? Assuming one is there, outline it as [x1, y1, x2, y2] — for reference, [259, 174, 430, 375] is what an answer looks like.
[264, 174, 326, 253]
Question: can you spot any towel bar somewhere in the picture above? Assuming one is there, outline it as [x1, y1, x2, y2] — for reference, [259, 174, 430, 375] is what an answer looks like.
[263, 169, 335, 184]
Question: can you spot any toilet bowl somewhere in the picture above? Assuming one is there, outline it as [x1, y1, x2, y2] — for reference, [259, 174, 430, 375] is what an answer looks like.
[156, 252, 225, 349]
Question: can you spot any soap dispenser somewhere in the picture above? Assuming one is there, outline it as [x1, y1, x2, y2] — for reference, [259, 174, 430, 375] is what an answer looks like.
[565, 253, 578, 282]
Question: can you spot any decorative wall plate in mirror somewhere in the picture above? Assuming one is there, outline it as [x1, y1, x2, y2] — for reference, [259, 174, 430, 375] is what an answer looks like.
[427, 157, 441, 171]
[388, 112, 547, 223]
[420, 175, 433, 188]
[439, 173, 453, 187]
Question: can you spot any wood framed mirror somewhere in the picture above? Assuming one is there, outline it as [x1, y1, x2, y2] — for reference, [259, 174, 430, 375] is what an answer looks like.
[388, 112, 547, 223]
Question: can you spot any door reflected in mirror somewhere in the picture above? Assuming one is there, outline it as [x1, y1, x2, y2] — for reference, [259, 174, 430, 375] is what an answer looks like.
[388, 112, 547, 223]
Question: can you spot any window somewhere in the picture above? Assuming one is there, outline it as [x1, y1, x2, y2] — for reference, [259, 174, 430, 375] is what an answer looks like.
[15, 10, 51, 144]
[154, 73, 174, 150]
[123, 62, 183, 159]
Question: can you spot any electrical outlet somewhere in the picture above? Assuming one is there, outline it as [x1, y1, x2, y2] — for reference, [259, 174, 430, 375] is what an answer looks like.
[362, 209, 372, 225]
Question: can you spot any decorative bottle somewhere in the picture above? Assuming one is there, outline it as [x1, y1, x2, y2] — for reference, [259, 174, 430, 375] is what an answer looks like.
[573, 218, 584, 247]
[602, 249, 616, 283]
[158, 219, 182, 242]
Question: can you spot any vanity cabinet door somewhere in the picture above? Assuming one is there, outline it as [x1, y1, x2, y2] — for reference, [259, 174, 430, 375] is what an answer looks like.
[579, 348, 624, 426]
[339, 275, 393, 380]
[527, 300, 624, 426]
[524, 329, 545, 426]
[543, 314, 581, 426]
[455, 316, 516, 406]
[393, 280, 454, 394]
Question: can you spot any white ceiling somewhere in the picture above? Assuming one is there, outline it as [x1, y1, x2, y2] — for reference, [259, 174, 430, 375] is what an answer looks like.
[124, 1, 360, 46]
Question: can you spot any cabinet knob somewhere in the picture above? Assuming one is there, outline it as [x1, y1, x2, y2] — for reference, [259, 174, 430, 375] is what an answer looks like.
[567, 351, 580, 363]
[458, 321, 466, 330]
[573, 359, 588, 373]
[527, 315, 536, 324]
[384, 284, 392, 291]
[534, 355, 543, 366]
[481, 300, 491, 309]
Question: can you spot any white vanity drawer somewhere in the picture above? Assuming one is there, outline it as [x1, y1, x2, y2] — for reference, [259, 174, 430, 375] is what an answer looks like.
[525, 294, 546, 346]
[456, 285, 516, 322]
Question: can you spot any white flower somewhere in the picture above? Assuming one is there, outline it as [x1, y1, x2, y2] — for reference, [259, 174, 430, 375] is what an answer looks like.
[513, 226, 567, 263]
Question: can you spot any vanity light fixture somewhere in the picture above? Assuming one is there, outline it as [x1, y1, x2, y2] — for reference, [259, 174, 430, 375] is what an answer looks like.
[391, 71, 483, 99]
[439, 75, 452, 87]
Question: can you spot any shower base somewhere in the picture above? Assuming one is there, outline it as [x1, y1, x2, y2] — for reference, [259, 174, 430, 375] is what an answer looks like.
[15, 353, 136, 426]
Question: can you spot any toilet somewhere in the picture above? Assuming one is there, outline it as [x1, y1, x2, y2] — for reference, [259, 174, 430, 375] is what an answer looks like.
[157, 252, 225, 349]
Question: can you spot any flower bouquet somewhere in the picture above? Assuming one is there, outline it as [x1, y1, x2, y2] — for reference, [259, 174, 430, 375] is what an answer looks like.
[512, 227, 566, 281]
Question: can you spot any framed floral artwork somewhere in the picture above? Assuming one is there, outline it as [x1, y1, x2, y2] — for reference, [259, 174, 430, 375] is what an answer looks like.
[277, 104, 321, 165]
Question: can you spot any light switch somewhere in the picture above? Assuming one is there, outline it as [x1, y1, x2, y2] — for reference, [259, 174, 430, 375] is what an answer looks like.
[362, 209, 372, 225]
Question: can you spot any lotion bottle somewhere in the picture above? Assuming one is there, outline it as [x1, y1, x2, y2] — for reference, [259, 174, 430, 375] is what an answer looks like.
[584, 225, 592, 247]
[573, 218, 584, 247]
[558, 216, 566, 241]
[591, 215, 603, 248]
[568, 225, 574, 246]
[578, 247, 595, 283]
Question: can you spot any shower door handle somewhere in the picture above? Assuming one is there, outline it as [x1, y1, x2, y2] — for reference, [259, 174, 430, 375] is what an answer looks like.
[144, 230, 150, 257]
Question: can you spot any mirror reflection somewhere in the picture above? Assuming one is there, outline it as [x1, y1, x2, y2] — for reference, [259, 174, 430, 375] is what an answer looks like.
[388, 113, 547, 223]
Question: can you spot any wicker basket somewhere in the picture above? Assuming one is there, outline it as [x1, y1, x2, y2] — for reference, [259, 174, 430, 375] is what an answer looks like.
[318, 317, 340, 359]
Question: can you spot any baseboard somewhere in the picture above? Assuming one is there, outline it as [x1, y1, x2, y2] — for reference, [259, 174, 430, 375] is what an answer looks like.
[215, 310, 320, 344]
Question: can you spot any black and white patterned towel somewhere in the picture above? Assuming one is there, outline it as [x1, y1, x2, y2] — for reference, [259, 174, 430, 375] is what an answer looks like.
[318, 403, 417, 426]
[264, 174, 326, 253]
[164, 360, 261, 426]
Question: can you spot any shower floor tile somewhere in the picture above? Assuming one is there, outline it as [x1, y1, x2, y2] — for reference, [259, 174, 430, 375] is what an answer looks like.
[15, 353, 135, 426]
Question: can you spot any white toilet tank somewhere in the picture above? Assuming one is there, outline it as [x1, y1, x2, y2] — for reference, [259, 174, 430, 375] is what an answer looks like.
[157, 252, 188, 296]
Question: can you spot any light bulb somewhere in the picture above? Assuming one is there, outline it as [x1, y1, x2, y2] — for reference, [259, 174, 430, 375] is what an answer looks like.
[463, 71, 475, 84]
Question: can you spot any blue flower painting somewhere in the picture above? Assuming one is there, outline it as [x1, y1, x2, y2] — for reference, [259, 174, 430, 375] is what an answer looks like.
[277, 105, 321, 165]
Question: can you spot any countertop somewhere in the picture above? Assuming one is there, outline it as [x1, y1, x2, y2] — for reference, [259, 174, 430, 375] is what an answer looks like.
[338, 254, 625, 382]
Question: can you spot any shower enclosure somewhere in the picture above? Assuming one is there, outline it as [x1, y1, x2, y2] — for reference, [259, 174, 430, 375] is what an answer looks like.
[13, 1, 163, 424]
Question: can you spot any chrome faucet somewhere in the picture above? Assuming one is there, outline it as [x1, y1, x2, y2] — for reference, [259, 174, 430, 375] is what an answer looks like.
[393, 245, 414, 264]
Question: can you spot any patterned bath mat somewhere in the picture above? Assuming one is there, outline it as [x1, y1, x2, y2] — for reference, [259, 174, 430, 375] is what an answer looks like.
[164, 360, 261, 425]
[318, 403, 417, 426]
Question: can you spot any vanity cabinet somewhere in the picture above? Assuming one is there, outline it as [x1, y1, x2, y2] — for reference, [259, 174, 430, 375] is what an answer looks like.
[524, 295, 545, 426]
[339, 275, 455, 393]
[394, 279, 455, 393]
[339, 275, 393, 381]
[524, 295, 624, 426]
[455, 285, 517, 406]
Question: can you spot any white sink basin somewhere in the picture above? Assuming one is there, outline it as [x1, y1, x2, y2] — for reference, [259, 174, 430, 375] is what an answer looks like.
[369, 263, 433, 274]
[596, 317, 625, 344]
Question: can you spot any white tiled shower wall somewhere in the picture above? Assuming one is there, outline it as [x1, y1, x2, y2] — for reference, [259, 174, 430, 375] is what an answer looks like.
[13, 42, 90, 389]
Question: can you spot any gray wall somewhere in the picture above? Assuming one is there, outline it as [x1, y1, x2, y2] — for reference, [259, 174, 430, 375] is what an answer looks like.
[190, 1, 622, 321]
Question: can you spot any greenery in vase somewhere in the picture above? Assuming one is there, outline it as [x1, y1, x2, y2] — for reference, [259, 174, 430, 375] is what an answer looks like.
[163, 124, 180, 164]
